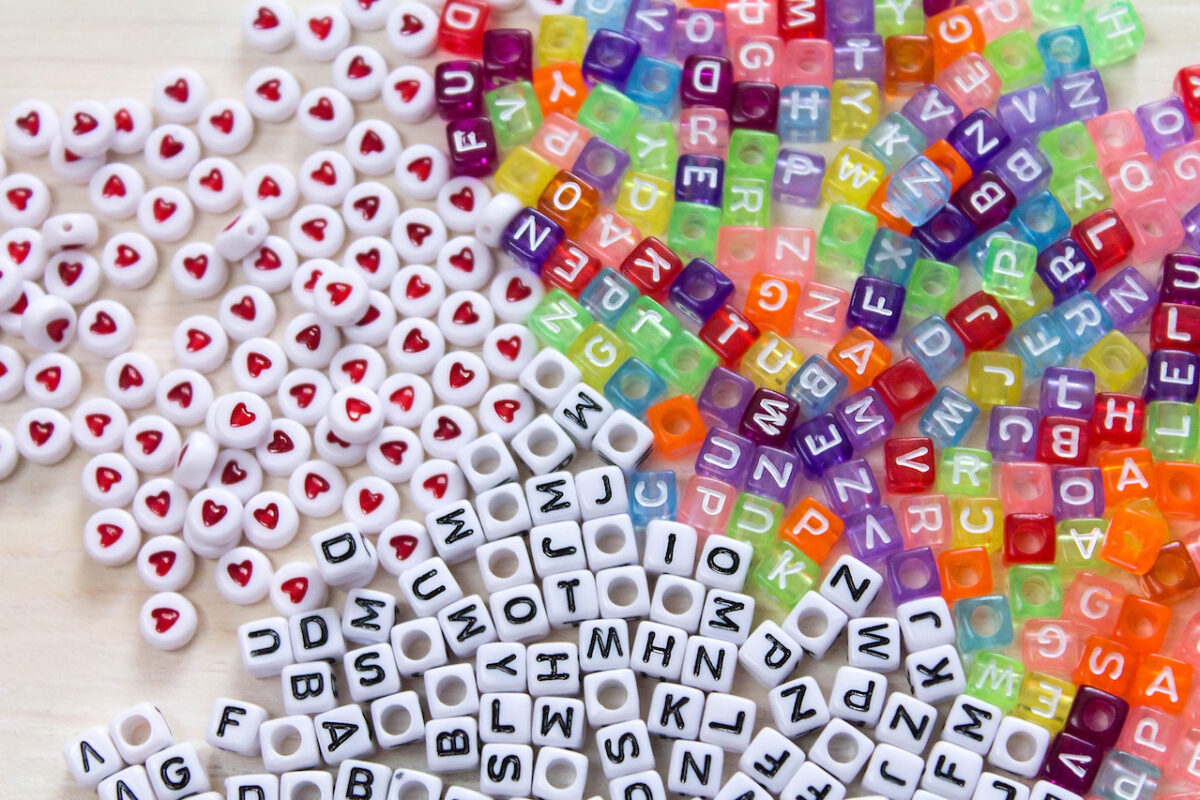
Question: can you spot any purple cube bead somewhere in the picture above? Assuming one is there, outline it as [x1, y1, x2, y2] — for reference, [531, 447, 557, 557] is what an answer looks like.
[987, 405, 1041, 462]
[624, 0, 677, 58]
[1037, 237, 1096, 302]
[912, 204, 977, 263]
[991, 140, 1053, 203]
[791, 413, 852, 479]
[668, 258, 734, 327]
[745, 445, 801, 504]
[1053, 69, 1107, 124]
[1145, 349, 1200, 402]
[482, 29, 534, 89]
[885, 547, 942, 604]
[833, 33, 884, 85]
[1036, 733, 1104, 795]
[435, 61, 484, 120]
[847, 276, 906, 340]
[774, 149, 824, 207]
[922, 0, 954, 15]
[1096, 266, 1159, 330]
[675, 154, 725, 205]
[821, 457, 880, 516]
[1062, 686, 1129, 750]
[681, 55, 733, 109]
[844, 505, 904, 564]
[446, 116, 498, 177]
[739, 388, 799, 447]
[901, 85, 963, 142]
[1040, 367, 1096, 419]
[1159, 253, 1200, 305]
[673, 8, 726, 60]
[1184, 203, 1200, 254]
[573, 137, 631, 199]
[1052, 466, 1105, 519]
[834, 387, 895, 452]
[729, 82, 780, 131]
[582, 29, 642, 89]
[1136, 96, 1195, 160]
[694, 427, 755, 488]
[996, 85, 1058, 140]
[826, 0, 874, 36]
[947, 109, 1011, 171]
[696, 367, 755, 428]
[952, 171, 1017, 231]
[501, 208, 564, 271]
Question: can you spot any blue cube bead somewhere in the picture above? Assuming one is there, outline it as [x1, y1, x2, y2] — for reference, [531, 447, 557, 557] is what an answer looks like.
[1008, 311, 1071, 378]
[629, 469, 677, 527]
[987, 405, 1041, 461]
[578, 0, 632, 36]
[625, 56, 682, 120]
[1037, 26, 1091, 83]
[1145, 350, 1200, 403]
[902, 315, 966, 382]
[996, 86, 1059, 141]
[582, 29, 642, 89]
[675, 154, 725, 205]
[862, 112, 927, 174]
[773, 149, 825, 207]
[1052, 290, 1114, 356]
[991, 141, 1053, 203]
[786, 355, 849, 419]
[604, 357, 668, 418]
[667, 258, 733, 327]
[912, 204, 977, 262]
[580, 267, 640, 327]
[901, 84, 963, 142]
[502, 208, 565, 271]
[623, 0, 677, 58]
[947, 109, 1011, 170]
[1053, 70, 1107, 124]
[865, 228, 920, 285]
[778, 85, 831, 144]
[1095, 266, 1159, 330]
[888, 155, 953, 227]
[847, 276, 906, 340]
[918, 387, 980, 449]
[791, 413, 853, 479]
[955, 595, 1014, 652]
[1011, 191, 1072, 251]
[1036, 237, 1096, 302]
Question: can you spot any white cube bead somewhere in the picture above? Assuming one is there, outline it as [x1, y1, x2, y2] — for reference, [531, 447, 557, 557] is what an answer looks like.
[809, 718, 876, 784]
[399, 557, 463, 617]
[783, 762, 847, 800]
[341, 588, 397, 646]
[533, 746, 590, 800]
[553, 381, 615, 448]
[873, 692, 938, 754]
[289, 607, 346, 663]
[544, 569, 600, 628]
[437, 594, 498, 658]
[99, 766, 156, 800]
[511, 413, 576, 474]
[847, 617, 902, 672]
[596, 719, 654, 779]
[526, 471, 582, 526]
[862, 743, 925, 800]
[476, 482, 534, 541]
[281, 770, 333, 800]
[905, 645, 966, 704]
[583, 513, 639, 569]
[985, 716, 1050, 778]
[490, 583, 552, 643]
[592, 410, 654, 472]
[476, 642, 528, 693]
[370, 691, 425, 749]
[207, 697, 269, 756]
[694, 535, 753, 591]
[385, 770, 442, 800]
[310, 523, 377, 588]
[830, 665, 889, 726]
[942, 694, 1004, 755]
[480, 692, 533, 744]
[480, 743, 534, 798]
[424, 663, 481, 719]
[225, 774, 279, 800]
[282, 661, 338, 715]
[630, 620, 687, 681]
[739, 620, 802, 688]
[533, 697, 586, 749]
[922, 741, 983, 800]
[239, 616, 294, 677]
[697, 588, 756, 645]
[580, 619, 631, 672]
[531, 521, 588, 577]
[819, 554, 884, 617]
[583, 669, 640, 727]
[700, 692, 756, 751]
[335, 761, 391, 800]
[681, 635, 737, 693]
[646, 682, 705, 739]
[520, 348, 583, 408]
[740, 727, 805, 795]
[528, 641, 580, 697]
[608, 770, 666, 800]
[668, 743, 725, 800]
[897, 596, 956, 651]
[972, 772, 1030, 800]
[650, 574, 707, 632]
[145, 743, 209, 800]
[344, 643, 402, 704]
[457, 432, 519, 493]
[109, 703, 174, 764]
[596, 565, 652, 620]
[63, 725, 125, 788]
[782, 591, 849, 660]
[715, 772, 772, 800]
[425, 716, 479, 773]
[769, 676, 832, 738]
[260, 715, 320, 773]
[390, 617, 449, 677]
[478, 537, 536, 593]
[425, 499, 486, 564]
[575, 465, 630, 520]
[644, 520, 698, 576]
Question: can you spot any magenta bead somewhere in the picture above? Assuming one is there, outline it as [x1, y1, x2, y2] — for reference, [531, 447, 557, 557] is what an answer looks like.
[482, 29, 533, 88]
[1063, 686, 1129, 751]
[435, 61, 484, 120]
[681, 55, 734, 109]
[446, 116, 498, 176]
[1037, 733, 1104, 795]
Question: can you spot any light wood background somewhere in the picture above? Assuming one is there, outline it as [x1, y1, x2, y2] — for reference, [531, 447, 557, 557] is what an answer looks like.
[0, 1, 1197, 797]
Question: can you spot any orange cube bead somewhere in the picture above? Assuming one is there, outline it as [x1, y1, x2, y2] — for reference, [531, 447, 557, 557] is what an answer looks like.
[1114, 596, 1172, 654]
[926, 5, 985, 73]
[532, 62, 589, 118]
[827, 326, 891, 393]
[1101, 499, 1167, 575]
[1073, 634, 1139, 695]
[938, 546, 993, 604]
[645, 394, 707, 460]
[884, 34, 934, 97]
[780, 496, 844, 564]
[923, 139, 974, 194]
[1128, 654, 1193, 715]
[537, 169, 601, 237]
[1140, 541, 1200, 604]
[1098, 447, 1157, 508]
[1157, 461, 1200, 520]
[744, 273, 801, 337]
[866, 177, 914, 235]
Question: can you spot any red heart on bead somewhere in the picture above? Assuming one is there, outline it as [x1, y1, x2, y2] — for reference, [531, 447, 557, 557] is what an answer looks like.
[7, 240, 30, 263]
[347, 55, 372, 79]
[452, 301, 479, 325]
[295, 325, 323, 350]
[202, 499, 228, 526]
[35, 366, 61, 391]
[183, 255, 208, 279]
[152, 198, 176, 223]
[246, 352, 271, 377]
[345, 397, 372, 421]
[355, 249, 380, 273]
[359, 489, 383, 513]
[254, 247, 281, 271]
[422, 473, 449, 498]
[389, 534, 417, 558]
[406, 222, 431, 246]
[164, 78, 189, 103]
[402, 329, 428, 353]
[289, 383, 316, 407]
[380, 440, 407, 464]
[14, 111, 39, 136]
[146, 491, 171, 517]
[253, 6, 279, 28]
[257, 79, 281, 101]
[199, 169, 224, 192]
[352, 196, 379, 220]
[449, 362, 474, 388]
[493, 399, 520, 423]
[308, 15, 333, 38]
[496, 336, 522, 361]
[28, 420, 53, 445]
[114, 108, 133, 132]
[389, 385, 414, 410]
[406, 155, 432, 180]
[433, 416, 460, 440]
[115, 245, 140, 267]
[167, 382, 193, 408]
[254, 503, 280, 529]
[89, 311, 116, 335]
[227, 560, 253, 587]
[281, 576, 308, 603]
[222, 461, 246, 485]
[326, 281, 353, 305]
[406, 275, 430, 299]
[449, 186, 474, 211]
[303, 269, 323, 292]
[98, 523, 123, 547]
[230, 402, 257, 427]
[102, 175, 126, 198]
[209, 109, 234, 134]
[400, 13, 424, 33]
[304, 473, 330, 499]
[135, 430, 162, 455]
[449, 248, 474, 272]
[149, 550, 176, 576]
[231, 295, 256, 320]
[95, 466, 120, 492]
[85, 414, 111, 437]
[308, 97, 335, 121]
[301, 218, 327, 241]
[72, 112, 98, 135]
[395, 79, 420, 103]
[506, 277, 532, 302]
[159, 135, 183, 159]
[257, 176, 280, 198]
[186, 328, 211, 352]
[341, 359, 367, 383]
[57, 260, 82, 285]
[151, 607, 179, 633]
[118, 364, 143, 390]
[359, 130, 384, 155]
[7, 188, 32, 211]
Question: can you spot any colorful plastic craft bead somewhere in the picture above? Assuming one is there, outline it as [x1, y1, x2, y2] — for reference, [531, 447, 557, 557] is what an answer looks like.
[987, 405, 1041, 462]
[1102, 498, 1167, 574]
[966, 351, 1022, 411]
[1081, 0, 1144, 67]
[483, 29, 534, 88]
[628, 469, 677, 527]
[625, 58, 683, 121]
[938, 546, 993, 603]
[777, 85, 831, 144]
[786, 355, 849, 419]
[919, 387, 979, 449]
[604, 357, 667, 419]
[652, 330, 719, 394]
[742, 332, 804, 391]
[904, 258, 960, 320]
[887, 155, 953, 227]
[646, 395, 708, 460]
[582, 29, 642, 89]
[668, 258, 734, 327]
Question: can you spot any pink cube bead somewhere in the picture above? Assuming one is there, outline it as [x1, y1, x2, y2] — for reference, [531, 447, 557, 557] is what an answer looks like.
[1087, 110, 1147, 169]
[997, 462, 1053, 514]
[935, 53, 1001, 115]
[966, 0, 1031, 40]
[679, 474, 738, 538]
[795, 280, 848, 341]
[731, 35, 783, 84]
[897, 493, 952, 550]
[1021, 618, 1082, 677]
[767, 227, 816, 284]
[782, 39, 834, 88]
[726, 0, 778, 40]
[1174, 610, 1200, 671]
[1106, 153, 1168, 216]
[1164, 726, 1200, 788]
[530, 112, 591, 170]
[578, 210, 641, 270]
[1126, 197, 1185, 264]
[1117, 706, 1180, 769]
[1160, 140, 1200, 211]
[717, 226, 769, 289]
[1061, 571, 1126, 636]
[680, 108, 730, 157]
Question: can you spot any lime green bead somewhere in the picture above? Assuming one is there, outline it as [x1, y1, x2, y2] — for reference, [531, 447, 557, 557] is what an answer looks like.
[727, 492, 785, 556]
[616, 171, 674, 238]
[982, 237, 1038, 300]
[537, 15, 587, 66]
[726, 129, 780, 183]
[983, 31, 1044, 93]
[528, 289, 593, 351]
[485, 82, 544, 151]
[874, 0, 924, 37]
[1049, 165, 1112, 225]
[753, 540, 819, 608]
[614, 295, 679, 361]
[567, 322, 632, 389]
[667, 202, 721, 263]
[1008, 564, 1063, 620]
[906, 258, 960, 319]
[630, 120, 677, 181]
[965, 351, 1023, 411]
[817, 202, 877, 274]
[830, 79, 880, 140]
[494, 146, 558, 206]
[1082, 0, 1144, 67]
[965, 652, 1026, 712]
[1056, 518, 1111, 575]
[722, 176, 770, 227]
[652, 329, 719, 394]
[577, 83, 641, 148]
[1142, 400, 1200, 462]
[995, 276, 1053, 326]
[1038, 122, 1098, 177]
[1080, 330, 1147, 392]
[937, 447, 993, 497]
[1030, 0, 1083, 27]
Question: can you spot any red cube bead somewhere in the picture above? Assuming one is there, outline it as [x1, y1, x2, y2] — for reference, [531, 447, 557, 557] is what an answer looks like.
[778, 0, 825, 40]
[1072, 209, 1134, 274]
[946, 291, 1012, 353]
[1174, 65, 1200, 123]
[438, 0, 491, 57]
[619, 237, 684, 300]
[542, 241, 602, 298]
[700, 304, 760, 366]
[884, 436, 936, 494]
[1003, 513, 1056, 565]
[1150, 303, 1200, 354]
[873, 357, 937, 421]
[1091, 393, 1145, 448]
[1037, 415, 1090, 466]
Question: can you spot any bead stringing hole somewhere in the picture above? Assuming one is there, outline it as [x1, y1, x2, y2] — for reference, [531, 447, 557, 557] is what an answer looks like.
[547, 758, 577, 789]
[608, 577, 637, 606]
[1006, 731, 1036, 761]
[828, 733, 859, 763]
[598, 680, 627, 709]
[382, 705, 412, 736]
[489, 549, 518, 578]
[969, 605, 1000, 637]
[796, 609, 828, 637]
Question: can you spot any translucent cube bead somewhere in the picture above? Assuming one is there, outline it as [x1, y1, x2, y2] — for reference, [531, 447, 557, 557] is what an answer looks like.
[887, 156, 952, 227]
[982, 237, 1038, 300]
[1081, 1, 1144, 67]
[817, 203, 877, 274]
[861, 112, 927, 174]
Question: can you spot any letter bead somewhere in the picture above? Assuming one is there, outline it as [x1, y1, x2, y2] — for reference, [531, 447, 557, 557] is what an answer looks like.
[390, 617, 450, 678]
[987, 716, 1051, 777]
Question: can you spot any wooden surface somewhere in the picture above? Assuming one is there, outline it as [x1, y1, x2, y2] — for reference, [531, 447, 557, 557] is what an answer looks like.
[0, 1, 1197, 796]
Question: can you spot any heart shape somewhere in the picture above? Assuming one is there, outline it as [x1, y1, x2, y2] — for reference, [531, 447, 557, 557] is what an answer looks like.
[149, 550, 176, 576]
[267, 431, 294, 453]
[407, 155, 432, 180]
[341, 359, 367, 382]
[301, 218, 327, 241]
[118, 364, 143, 390]
[304, 473, 330, 499]
[494, 399, 520, 423]
[98, 523, 123, 547]
[326, 282, 353, 304]
[400, 13, 423, 33]
[380, 440, 408, 464]
[186, 328, 211, 352]
[114, 108, 134, 132]
[389, 385, 415, 410]
[209, 109, 234, 134]
[28, 420, 53, 446]
[359, 489, 383, 513]
[406, 222, 431, 246]
[289, 383, 316, 407]
[347, 55, 372, 79]
[452, 301, 479, 325]
[359, 130, 384, 155]
[57, 260, 82, 285]
[257, 79, 281, 101]
[146, 491, 171, 517]
[257, 176, 280, 198]
[115, 245, 140, 267]
[7, 241, 30, 263]
[159, 135, 183, 159]
[422, 473, 449, 498]
[310, 160, 336, 184]
[102, 175, 126, 198]
[355, 248, 380, 273]
[166, 382, 193, 408]
[152, 198, 176, 223]
[449, 248, 474, 272]
[151, 607, 179, 633]
[246, 352, 271, 377]
[345, 397, 372, 421]
[434, 416, 461, 440]
[308, 15, 333, 38]
[449, 186, 474, 211]
[231, 295, 256, 320]
[406, 275, 430, 299]
[85, 413, 111, 437]
[95, 466, 121, 492]
[135, 430, 162, 455]
[14, 111, 39, 136]
[253, 503, 280, 529]
[353, 196, 379, 219]
[281, 576, 308, 602]
[35, 366, 61, 391]
[449, 362, 474, 388]
[227, 560, 253, 587]
[403, 329, 428, 353]
[390, 534, 418, 558]
[253, 6, 279, 28]
[230, 402, 257, 427]
[222, 461, 246, 484]
[308, 97, 335, 121]
[202, 499, 228, 526]
[496, 336, 522, 361]
[507, 277, 532, 302]
[164, 78, 189, 103]
[295, 325, 322, 351]
[254, 247, 281, 271]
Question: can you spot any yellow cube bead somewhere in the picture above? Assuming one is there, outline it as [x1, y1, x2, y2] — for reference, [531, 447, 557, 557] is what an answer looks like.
[1080, 330, 1148, 392]
[995, 276, 1053, 326]
[537, 15, 587, 67]
[566, 322, 631, 389]
[830, 79, 880, 140]
[616, 171, 675, 238]
[951, 496, 1003, 552]
[965, 351, 1023, 411]
[822, 145, 885, 208]
[494, 146, 559, 207]
[1013, 672, 1076, 734]
[740, 333, 804, 392]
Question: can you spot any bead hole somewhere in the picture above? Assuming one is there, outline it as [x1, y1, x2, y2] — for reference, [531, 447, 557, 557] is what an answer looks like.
[401, 629, 431, 660]
[900, 559, 930, 589]
[664, 411, 691, 436]
[436, 675, 466, 706]
[489, 548, 519, 578]
[488, 492, 518, 522]
[711, 379, 742, 409]
[969, 605, 1000, 636]
[607, 576, 637, 606]
[663, 584, 695, 614]
[120, 716, 152, 747]
[827, 732, 859, 763]
[471, 447, 500, 475]
[796, 608, 828, 638]
[547, 757, 577, 789]
[684, 272, 717, 300]
[607, 423, 639, 452]
[529, 429, 557, 457]
[271, 725, 302, 756]
[1005, 731, 1036, 762]
[598, 680, 627, 710]
[400, 785, 429, 800]
[951, 563, 980, 588]
[584, 148, 617, 177]
[620, 374, 650, 400]
[1082, 698, 1114, 732]
[536, 360, 565, 388]
[381, 705, 413, 736]
[1020, 575, 1050, 606]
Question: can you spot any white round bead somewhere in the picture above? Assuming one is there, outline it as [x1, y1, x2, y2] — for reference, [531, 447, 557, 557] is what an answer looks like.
[390, 264, 445, 319]
[438, 289, 495, 347]
[0, 259, 23, 311]
[242, 163, 298, 220]
[386, 317, 444, 373]
[183, 487, 244, 558]
[437, 176, 491, 233]
[491, 267, 545, 323]
[298, 87, 355, 143]
[287, 256, 328, 309]
[287, 459, 346, 518]
[137, 186, 194, 242]
[243, 0, 297, 51]
[170, 243, 228, 299]
[72, 397, 128, 454]
[431, 350, 490, 406]
[342, 236, 398, 290]
[0, 281, 44, 335]
[208, 391, 273, 449]
[385, 2, 438, 57]
[244, 65, 302, 121]
[122, 414, 182, 474]
[174, 430, 220, 490]
[216, 546, 274, 605]
[342, 181, 399, 237]
[378, 372, 434, 427]
[394, 142, 449, 200]
[383, 67, 437, 128]
[344, 475, 400, 533]
[256, 418, 313, 477]
[328, 385, 386, 443]
[43, 251, 101, 306]
[478, 383, 536, 440]
[208, 449, 265, 503]
[217, 287, 274, 343]
[365, 425, 423, 483]
[156, 369, 214, 428]
[343, 289, 395, 346]
[104, 352, 160, 410]
[231, 337, 290, 395]
[408, 458, 466, 513]
[437, 236, 494, 292]
[329, 343, 387, 390]
[333, 45, 388, 100]
[132, 477, 189, 536]
[48, 136, 104, 185]
[377, 519, 434, 576]
[108, 98, 154, 155]
[61, 99, 115, 158]
[42, 212, 99, 252]
[197, 99, 256, 155]
[313, 267, 370, 325]
[22, 292, 79, 350]
[277, 368, 334, 425]
[241, 235, 297, 293]
[143, 124, 202, 180]
[0, 344, 23, 401]
[343, 0, 395, 28]
[153, 67, 209, 123]
[216, 208, 271, 262]
[0, 173, 51, 227]
[136, 535, 195, 592]
[391, 207, 447, 264]
[475, 191, 525, 248]
[296, 5, 352, 59]
[83, 508, 141, 566]
[88, 163, 145, 219]
[299, 150, 356, 205]
[345, 119, 402, 176]
[313, 416, 368, 466]
[243, 490, 301, 550]
[419, 404, 479, 459]
[187, 157, 245, 214]
[289, 203, 345, 259]
[483, 323, 538, 380]
[82, 452, 140, 509]
[24, 352, 82, 408]
[284, 312, 342, 368]
[139, 592, 198, 651]
[270, 561, 329, 614]
[173, 315, 229, 373]
[100, 232, 158, 290]
[0, 227, 47, 281]
[5, 101, 58, 156]
[14, 407, 72, 464]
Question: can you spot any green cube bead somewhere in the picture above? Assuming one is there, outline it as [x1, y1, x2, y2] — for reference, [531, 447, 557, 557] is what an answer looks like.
[995, 275, 1054, 326]
[1082, 0, 1144, 67]
[937, 447, 993, 497]
[537, 14, 588, 66]
[906, 258, 960, 319]
[485, 81, 544, 150]
[630, 120, 678, 181]
[1049, 165, 1112, 224]
[817, 202, 877, 274]
[1030, 0, 1083, 27]
[1142, 400, 1200, 462]
[614, 295, 680, 361]
[722, 176, 770, 227]
[567, 322, 632, 389]
[862, 112, 927, 174]
[727, 129, 780, 183]
[874, 0, 924, 37]
[727, 492, 785, 556]
[577, 83, 641, 149]
[965, 652, 1026, 712]
[982, 237, 1038, 300]
[1008, 564, 1063, 620]
[528, 289, 593, 351]
[753, 540, 819, 608]
[1056, 518, 1110, 574]
[984, 31, 1045, 93]
[1038, 122, 1098, 176]
[667, 202, 721, 263]
[652, 329, 719, 395]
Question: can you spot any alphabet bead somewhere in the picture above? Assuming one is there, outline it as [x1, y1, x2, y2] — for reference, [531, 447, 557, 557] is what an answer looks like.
[260, 716, 321, 773]
[580, 620, 631, 673]
[369, 692, 426, 750]
[584, 668, 641, 726]
[986, 716, 1051, 777]
[64, 725, 125, 789]
[425, 715, 479, 773]
[769, 675, 832, 738]
[139, 591, 198, 650]
[237, 616, 293, 678]
[207, 697, 268, 757]
[847, 618, 901, 673]
[290, 607, 347, 663]
[340, 588, 397, 647]
[739, 620, 802, 688]
[425, 662, 482, 718]
[143, 743, 210, 800]
[534, 746, 590, 800]
[282, 660, 338, 714]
